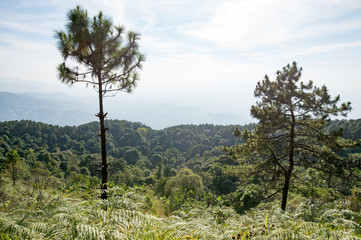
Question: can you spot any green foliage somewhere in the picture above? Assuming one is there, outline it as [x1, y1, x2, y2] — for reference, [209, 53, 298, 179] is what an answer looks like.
[1, 165, 361, 239]
[123, 148, 141, 165]
[1, 117, 361, 238]
[209, 163, 239, 195]
[55, 6, 144, 90]
[233, 184, 263, 214]
[165, 168, 204, 211]
[4, 149, 21, 186]
[228, 62, 359, 211]
[0, 120, 251, 165]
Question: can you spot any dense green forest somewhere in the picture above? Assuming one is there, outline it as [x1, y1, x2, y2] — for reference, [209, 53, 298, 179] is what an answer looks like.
[1, 119, 361, 239]
[0, 120, 254, 189]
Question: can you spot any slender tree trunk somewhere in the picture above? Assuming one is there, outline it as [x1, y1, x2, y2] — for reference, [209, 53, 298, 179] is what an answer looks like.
[281, 171, 291, 211]
[97, 75, 108, 200]
[281, 113, 295, 211]
[12, 162, 16, 186]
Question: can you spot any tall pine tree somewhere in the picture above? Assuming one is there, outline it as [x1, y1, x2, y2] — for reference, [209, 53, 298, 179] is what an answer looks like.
[55, 6, 144, 200]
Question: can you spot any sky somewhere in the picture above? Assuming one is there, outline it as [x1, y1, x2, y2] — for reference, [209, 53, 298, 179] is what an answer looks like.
[1, 0, 361, 125]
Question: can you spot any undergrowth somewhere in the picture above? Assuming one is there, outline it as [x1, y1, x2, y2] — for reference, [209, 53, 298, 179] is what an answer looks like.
[1, 179, 361, 239]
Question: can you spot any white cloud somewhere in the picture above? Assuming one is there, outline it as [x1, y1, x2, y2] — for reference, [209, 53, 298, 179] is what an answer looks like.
[243, 41, 361, 61]
[141, 36, 188, 55]
[0, 20, 53, 35]
[290, 41, 361, 57]
[183, 0, 361, 50]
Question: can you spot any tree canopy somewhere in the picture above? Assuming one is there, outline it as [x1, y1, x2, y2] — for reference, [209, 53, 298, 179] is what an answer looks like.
[55, 6, 144, 94]
[229, 62, 359, 211]
[165, 168, 204, 208]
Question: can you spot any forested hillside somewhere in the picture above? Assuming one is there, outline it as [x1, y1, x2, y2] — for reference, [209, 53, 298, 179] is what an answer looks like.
[0, 120, 254, 183]
[1, 119, 361, 239]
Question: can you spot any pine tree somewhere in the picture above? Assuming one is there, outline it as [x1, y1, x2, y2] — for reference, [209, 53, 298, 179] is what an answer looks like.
[229, 62, 358, 211]
[5, 149, 20, 186]
[55, 6, 144, 199]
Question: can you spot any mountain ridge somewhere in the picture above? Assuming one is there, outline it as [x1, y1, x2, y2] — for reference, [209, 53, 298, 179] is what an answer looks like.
[0, 91, 246, 129]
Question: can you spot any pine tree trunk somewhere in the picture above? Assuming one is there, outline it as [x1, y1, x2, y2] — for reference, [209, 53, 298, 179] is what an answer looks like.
[98, 77, 108, 200]
[281, 171, 291, 211]
[281, 113, 295, 211]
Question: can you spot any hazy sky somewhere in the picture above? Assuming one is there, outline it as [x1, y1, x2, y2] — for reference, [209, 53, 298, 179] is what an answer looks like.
[1, 0, 361, 123]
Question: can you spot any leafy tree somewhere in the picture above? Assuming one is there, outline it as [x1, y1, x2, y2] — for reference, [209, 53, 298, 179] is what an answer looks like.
[150, 154, 163, 168]
[165, 168, 203, 208]
[5, 149, 21, 186]
[233, 184, 263, 214]
[209, 163, 238, 195]
[123, 148, 141, 165]
[229, 62, 358, 211]
[155, 163, 163, 180]
[55, 6, 144, 199]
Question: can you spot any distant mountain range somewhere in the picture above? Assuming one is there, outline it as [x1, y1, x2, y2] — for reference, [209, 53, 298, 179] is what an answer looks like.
[0, 91, 95, 126]
[0, 91, 245, 129]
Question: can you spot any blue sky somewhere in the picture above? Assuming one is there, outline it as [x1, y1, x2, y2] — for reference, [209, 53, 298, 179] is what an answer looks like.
[1, 0, 361, 124]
